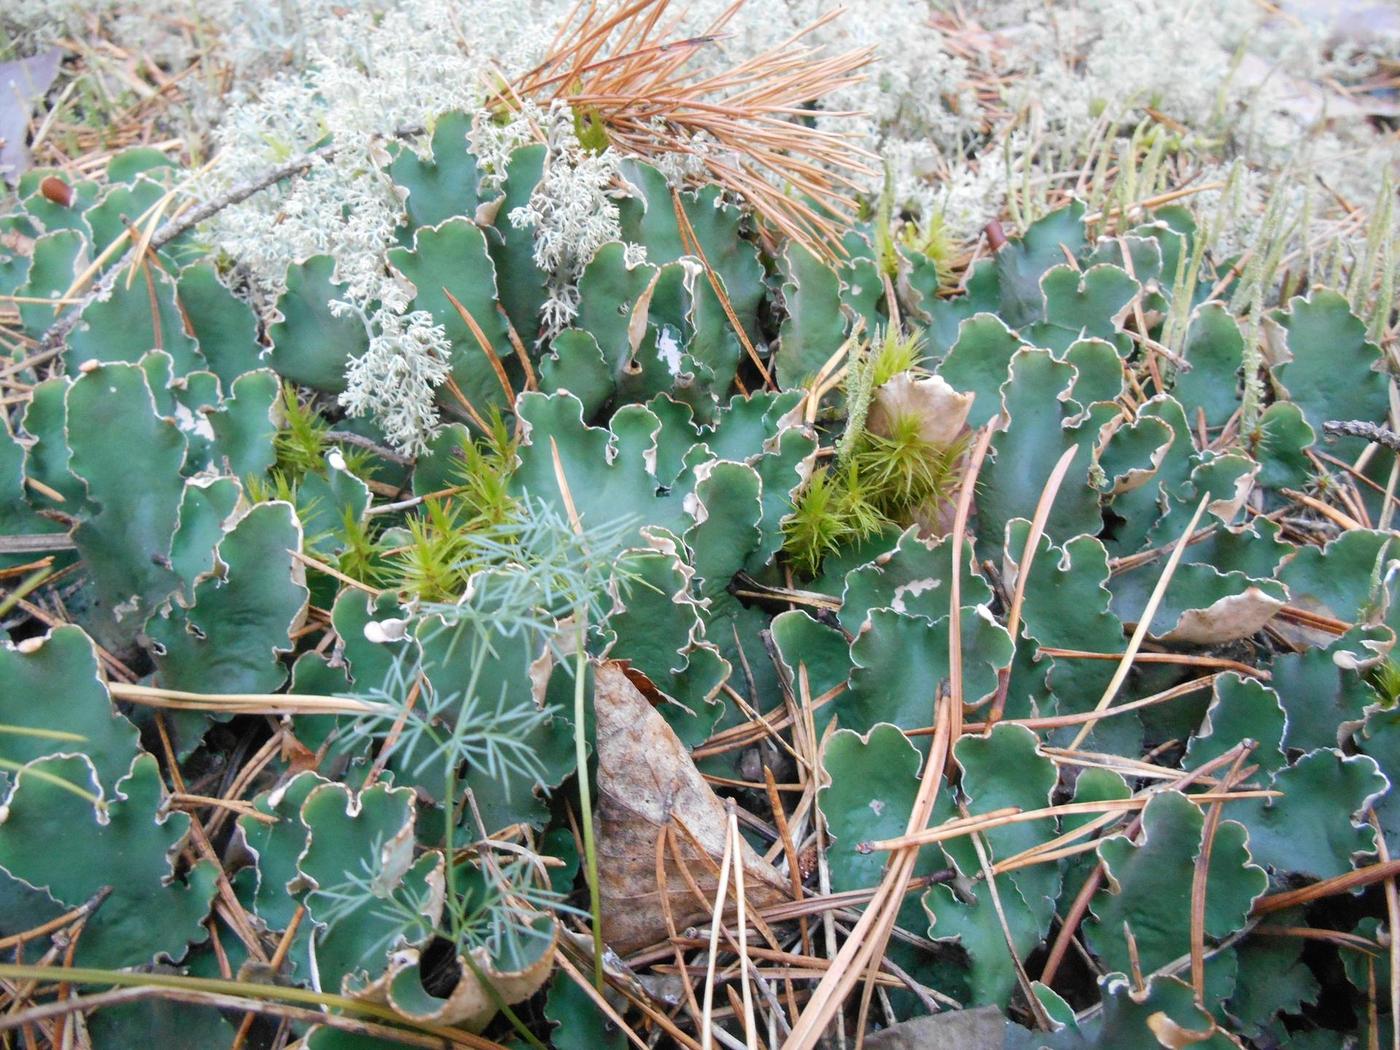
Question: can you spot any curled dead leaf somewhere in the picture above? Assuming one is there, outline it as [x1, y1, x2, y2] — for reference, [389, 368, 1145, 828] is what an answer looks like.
[1159, 587, 1284, 645]
[380, 924, 558, 1031]
[1145, 1009, 1216, 1047]
[868, 373, 974, 448]
[323, 851, 556, 1032]
[593, 660, 788, 954]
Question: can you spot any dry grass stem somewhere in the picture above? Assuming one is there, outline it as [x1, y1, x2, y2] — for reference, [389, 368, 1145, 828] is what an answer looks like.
[107, 682, 393, 717]
[865, 789, 1278, 853]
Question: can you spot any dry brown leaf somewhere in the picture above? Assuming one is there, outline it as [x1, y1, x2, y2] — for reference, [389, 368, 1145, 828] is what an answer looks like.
[868, 373, 975, 448]
[376, 925, 558, 1031]
[1145, 1009, 1217, 1048]
[342, 852, 557, 1032]
[1159, 587, 1285, 645]
[593, 660, 788, 954]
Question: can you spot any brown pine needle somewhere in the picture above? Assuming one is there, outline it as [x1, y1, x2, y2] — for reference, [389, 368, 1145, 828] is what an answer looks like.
[443, 286, 515, 406]
[1066, 495, 1210, 750]
[1035, 649, 1268, 679]
[783, 423, 995, 1049]
[508, 0, 875, 260]
[1253, 859, 1400, 916]
[553, 950, 651, 1050]
[862, 790, 1278, 854]
[672, 187, 772, 388]
[229, 904, 305, 1050]
[989, 443, 1080, 726]
[1189, 749, 1253, 1004]
[548, 436, 584, 534]
[1039, 743, 1255, 988]
[443, 375, 494, 433]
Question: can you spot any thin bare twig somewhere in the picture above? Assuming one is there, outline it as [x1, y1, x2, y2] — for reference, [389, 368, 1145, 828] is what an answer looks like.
[1326, 420, 1400, 452]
